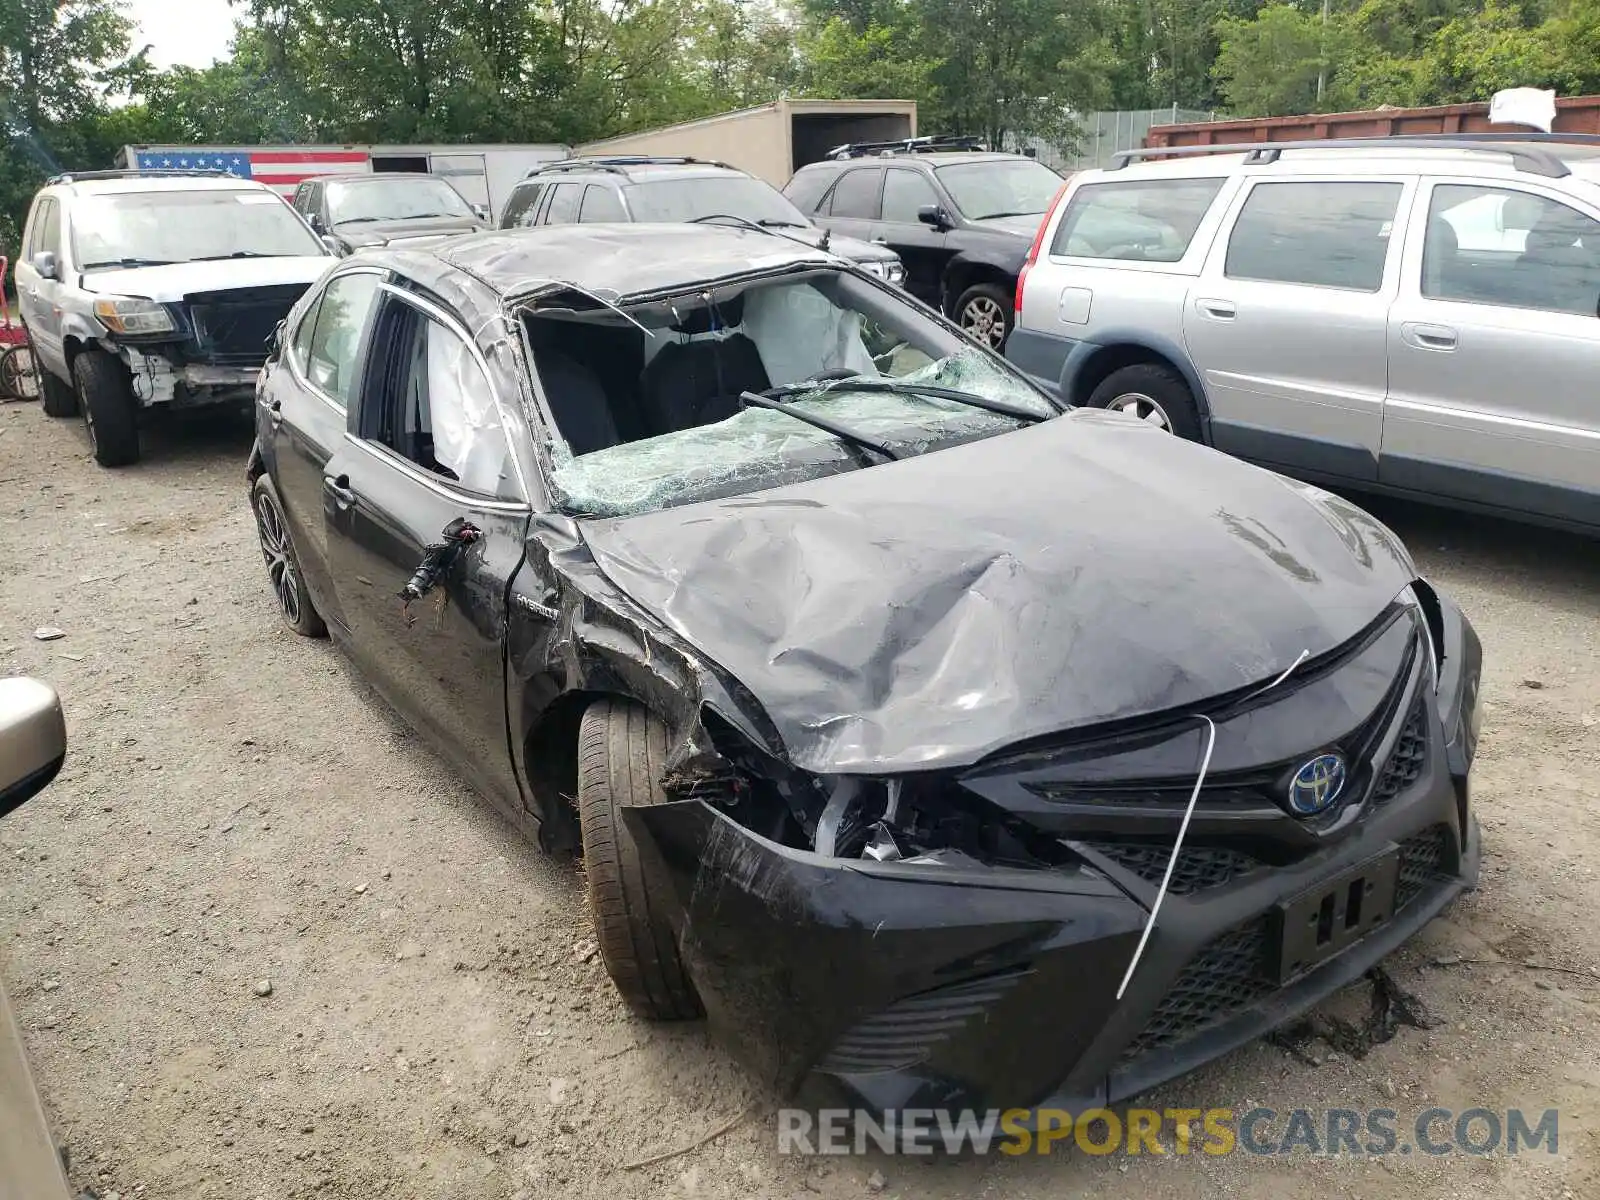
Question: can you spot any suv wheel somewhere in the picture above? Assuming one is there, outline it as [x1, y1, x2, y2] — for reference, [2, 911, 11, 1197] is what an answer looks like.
[954, 283, 1013, 350]
[1087, 363, 1201, 441]
[73, 350, 141, 466]
[577, 698, 702, 1021]
[39, 363, 78, 417]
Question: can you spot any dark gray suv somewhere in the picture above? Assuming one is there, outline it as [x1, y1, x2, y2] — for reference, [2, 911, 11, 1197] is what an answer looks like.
[497, 156, 906, 285]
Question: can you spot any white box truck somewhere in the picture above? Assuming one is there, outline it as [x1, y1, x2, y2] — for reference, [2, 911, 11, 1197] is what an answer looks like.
[575, 99, 918, 187]
[116, 143, 569, 222]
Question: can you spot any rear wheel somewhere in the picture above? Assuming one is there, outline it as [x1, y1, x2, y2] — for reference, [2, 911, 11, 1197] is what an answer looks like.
[577, 699, 701, 1021]
[954, 282, 1013, 351]
[1086, 363, 1202, 441]
[73, 349, 140, 466]
[251, 473, 327, 637]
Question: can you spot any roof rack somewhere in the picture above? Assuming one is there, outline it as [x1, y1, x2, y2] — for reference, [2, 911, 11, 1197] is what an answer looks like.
[525, 155, 734, 178]
[46, 168, 239, 185]
[826, 134, 988, 160]
[1111, 132, 1600, 179]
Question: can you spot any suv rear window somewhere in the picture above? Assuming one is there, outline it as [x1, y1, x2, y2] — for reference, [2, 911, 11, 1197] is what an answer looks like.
[1050, 178, 1223, 262]
[1225, 181, 1402, 292]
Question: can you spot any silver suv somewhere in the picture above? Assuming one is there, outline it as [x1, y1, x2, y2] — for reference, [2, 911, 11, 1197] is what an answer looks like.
[14, 170, 331, 466]
[1008, 135, 1600, 533]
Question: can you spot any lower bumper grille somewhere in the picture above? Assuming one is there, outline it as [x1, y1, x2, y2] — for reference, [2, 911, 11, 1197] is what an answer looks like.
[1119, 823, 1457, 1063]
[1081, 842, 1260, 894]
[1119, 919, 1273, 1060]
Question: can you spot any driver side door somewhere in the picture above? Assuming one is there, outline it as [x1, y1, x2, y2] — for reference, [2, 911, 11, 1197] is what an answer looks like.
[322, 283, 532, 822]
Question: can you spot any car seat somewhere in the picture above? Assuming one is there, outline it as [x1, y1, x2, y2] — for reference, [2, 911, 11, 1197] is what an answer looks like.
[639, 294, 770, 434]
[536, 349, 621, 455]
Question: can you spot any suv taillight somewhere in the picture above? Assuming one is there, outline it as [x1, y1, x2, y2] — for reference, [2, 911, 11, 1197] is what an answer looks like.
[1015, 182, 1069, 314]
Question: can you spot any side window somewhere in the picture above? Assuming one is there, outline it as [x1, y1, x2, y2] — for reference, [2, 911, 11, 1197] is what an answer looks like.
[1225, 181, 1402, 292]
[21, 198, 47, 258]
[289, 293, 323, 366]
[501, 183, 544, 228]
[291, 185, 311, 214]
[1051, 178, 1224, 262]
[544, 183, 581, 226]
[1424, 184, 1600, 317]
[38, 200, 62, 259]
[881, 169, 941, 224]
[825, 168, 883, 220]
[579, 184, 627, 222]
[305, 273, 382, 407]
[366, 298, 518, 499]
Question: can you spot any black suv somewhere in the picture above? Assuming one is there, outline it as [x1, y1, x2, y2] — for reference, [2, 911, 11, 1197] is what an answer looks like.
[498, 156, 906, 285]
[784, 137, 1065, 349]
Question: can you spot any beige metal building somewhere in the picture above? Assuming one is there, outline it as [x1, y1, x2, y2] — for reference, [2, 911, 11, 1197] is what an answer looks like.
[576, 99, 918, 187]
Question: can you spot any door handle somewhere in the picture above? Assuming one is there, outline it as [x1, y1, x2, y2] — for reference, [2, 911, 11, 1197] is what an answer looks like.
[324, 474, 356, 509]
[1196, 298, 1237, 320]
[1402, 322, 1458, 352]
[267, 399, 283, 428]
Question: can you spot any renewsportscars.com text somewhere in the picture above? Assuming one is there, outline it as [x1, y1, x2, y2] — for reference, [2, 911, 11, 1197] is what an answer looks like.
[777, 1107, 1560, 1157]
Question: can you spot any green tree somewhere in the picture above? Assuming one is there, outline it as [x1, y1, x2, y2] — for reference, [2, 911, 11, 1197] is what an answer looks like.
[1214, 2, 1352, 116]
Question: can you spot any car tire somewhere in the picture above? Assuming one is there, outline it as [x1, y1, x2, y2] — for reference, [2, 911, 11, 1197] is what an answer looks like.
[251, 473, 328, 638]
[40, 363, 78, 417]
[1087, 363, 1202, 441]
[577, 698, 702, 1022]
[954, 282, 1013, 351]
[72, 350, 140, 466]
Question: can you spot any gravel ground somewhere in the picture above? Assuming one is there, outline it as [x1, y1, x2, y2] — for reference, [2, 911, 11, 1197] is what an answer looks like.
[1, 398, 1596, 1200]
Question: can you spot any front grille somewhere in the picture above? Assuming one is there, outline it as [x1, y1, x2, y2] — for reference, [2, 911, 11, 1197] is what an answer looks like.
[1079, 841, 1261, 894]
[1395, 825, 1450, 910]
[1371, 695, 1429, 804]
[1119, 919, 1273, 1060]
[186, 285, 308, 368]
[818, 969, 1029, 1075]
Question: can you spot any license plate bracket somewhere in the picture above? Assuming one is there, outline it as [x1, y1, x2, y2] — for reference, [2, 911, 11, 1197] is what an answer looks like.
[1271, 848, 1401, 985]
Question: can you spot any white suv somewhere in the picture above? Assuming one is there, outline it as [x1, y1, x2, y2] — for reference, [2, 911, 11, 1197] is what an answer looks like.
[1008, 135, 1600, 533]
[14, 170, 331, 466]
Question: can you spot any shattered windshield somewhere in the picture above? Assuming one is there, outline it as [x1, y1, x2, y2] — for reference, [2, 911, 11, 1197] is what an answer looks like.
[526, 270, 1056, 518]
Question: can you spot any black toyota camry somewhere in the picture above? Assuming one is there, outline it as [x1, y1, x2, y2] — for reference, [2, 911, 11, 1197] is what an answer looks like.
[247, 223, 1482, 1113]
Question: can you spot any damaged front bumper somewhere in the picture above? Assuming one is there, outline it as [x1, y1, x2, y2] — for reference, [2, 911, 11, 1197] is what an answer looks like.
[629, 592, 1483, 1112]
[122, 348, 263, 408]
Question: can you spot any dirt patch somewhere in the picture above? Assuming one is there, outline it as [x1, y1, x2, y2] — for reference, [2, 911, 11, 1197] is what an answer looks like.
[1, 402, 1596, 1199]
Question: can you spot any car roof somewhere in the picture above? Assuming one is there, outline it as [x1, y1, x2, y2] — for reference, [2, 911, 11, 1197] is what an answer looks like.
[803, 151, 1031, 171]
[380, 223, 834, 300]
[520, 160, 749, 185]
[1079, 141, 1600, 186]
[315, 173, 451, 185]
[49, 175, 278, 197]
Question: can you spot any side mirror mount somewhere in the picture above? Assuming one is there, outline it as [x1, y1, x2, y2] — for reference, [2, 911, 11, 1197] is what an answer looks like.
[472, 204, 490, 223]
[917, 204, 950, 230]
[30, 251, 58, 281]
[0, 678, 66, 821]
[321, 235, 346, 257]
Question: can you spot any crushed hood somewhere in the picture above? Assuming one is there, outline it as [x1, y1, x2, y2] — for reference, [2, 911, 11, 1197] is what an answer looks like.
[79, 257, 331, 302]
[580, 410, 1416, 775]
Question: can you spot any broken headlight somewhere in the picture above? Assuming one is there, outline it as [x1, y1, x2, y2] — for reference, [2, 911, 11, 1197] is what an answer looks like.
[93, 297, 175, 336]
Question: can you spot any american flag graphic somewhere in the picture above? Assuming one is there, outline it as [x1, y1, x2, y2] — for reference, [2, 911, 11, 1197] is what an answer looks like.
[129, 148, 372, 195]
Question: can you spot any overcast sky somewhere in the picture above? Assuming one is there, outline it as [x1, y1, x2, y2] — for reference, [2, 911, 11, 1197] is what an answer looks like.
[125, 0, 238, 70]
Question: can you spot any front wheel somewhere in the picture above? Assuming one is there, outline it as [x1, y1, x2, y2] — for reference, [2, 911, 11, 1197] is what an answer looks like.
[251, 474, 328, 638]
[73, 350, 140, 466]
[1086, 363, 1202, 441]
[954, 282, 1013, 351]
[577, 699, 702, 1021]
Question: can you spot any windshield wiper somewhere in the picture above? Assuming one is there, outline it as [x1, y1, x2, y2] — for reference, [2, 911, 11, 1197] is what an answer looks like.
[80, 257, 177, 269]
[764, 373, 1054, 421]
[188, 251, 284, 261]
[757, 219, 808, 228]
[976, 210, 1043, 220]
[739, 391, 900, 462]
[333, 216, 386, 225]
